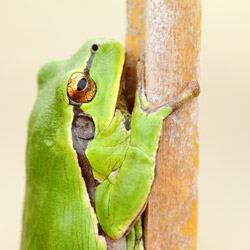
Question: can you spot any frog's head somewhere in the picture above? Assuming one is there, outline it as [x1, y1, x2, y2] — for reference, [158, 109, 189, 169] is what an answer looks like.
[66, 39, 125, 135]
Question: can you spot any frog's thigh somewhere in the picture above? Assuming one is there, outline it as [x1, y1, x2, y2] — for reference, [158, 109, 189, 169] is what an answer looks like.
[95, 147, 154, 239]
[109, 146, 154, 222]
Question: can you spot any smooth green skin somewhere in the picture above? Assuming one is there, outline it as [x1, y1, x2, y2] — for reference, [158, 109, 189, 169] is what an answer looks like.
[21, 39, 172, 250]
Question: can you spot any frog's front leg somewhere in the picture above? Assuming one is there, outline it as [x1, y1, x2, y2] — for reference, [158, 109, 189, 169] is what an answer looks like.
[130, 59, 200, 157]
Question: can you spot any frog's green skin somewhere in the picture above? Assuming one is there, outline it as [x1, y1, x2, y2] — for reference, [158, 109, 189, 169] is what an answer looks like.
[21, 39, 199, 250]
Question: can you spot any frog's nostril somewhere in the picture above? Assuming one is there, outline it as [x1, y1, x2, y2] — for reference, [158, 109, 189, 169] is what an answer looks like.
[92, 44, 98, 52]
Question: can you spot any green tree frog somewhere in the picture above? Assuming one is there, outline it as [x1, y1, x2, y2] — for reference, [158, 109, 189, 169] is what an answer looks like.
[21, 39, 200, 250]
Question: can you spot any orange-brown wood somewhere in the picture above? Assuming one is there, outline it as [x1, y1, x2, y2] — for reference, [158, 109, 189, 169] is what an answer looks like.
[125, 0, 146, 112]
[126, 0, 201, 249]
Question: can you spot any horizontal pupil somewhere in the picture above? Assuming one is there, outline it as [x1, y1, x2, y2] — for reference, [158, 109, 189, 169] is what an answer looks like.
[77, 78, 87, 91]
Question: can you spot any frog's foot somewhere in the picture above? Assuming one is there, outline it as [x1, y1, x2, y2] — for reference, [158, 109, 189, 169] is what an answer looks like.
[136, 55, 200, 115]
[146, 79, 200, 117]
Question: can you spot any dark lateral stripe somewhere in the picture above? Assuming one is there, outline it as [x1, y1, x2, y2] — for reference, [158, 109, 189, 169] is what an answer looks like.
[71, 106, 106, 238]
[84, 45, 98, 75]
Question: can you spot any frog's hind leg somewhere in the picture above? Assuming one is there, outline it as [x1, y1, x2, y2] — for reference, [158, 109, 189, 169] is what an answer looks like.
[126, 218, 144, 250]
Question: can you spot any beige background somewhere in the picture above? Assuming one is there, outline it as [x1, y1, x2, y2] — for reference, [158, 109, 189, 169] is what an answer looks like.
[0, 0, 249, 249]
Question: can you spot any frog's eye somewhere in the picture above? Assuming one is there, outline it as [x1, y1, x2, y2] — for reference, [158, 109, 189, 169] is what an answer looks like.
[67, 72, 96, 104]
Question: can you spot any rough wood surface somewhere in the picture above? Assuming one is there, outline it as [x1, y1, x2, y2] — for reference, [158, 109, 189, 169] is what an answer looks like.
[126, 0, 201, 249]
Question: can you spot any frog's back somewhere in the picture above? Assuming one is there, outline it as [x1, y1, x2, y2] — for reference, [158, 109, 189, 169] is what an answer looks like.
[21, 40, 115, 250]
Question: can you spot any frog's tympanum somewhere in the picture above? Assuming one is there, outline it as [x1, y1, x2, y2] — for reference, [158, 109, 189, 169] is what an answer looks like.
[21, 39, 200, 250]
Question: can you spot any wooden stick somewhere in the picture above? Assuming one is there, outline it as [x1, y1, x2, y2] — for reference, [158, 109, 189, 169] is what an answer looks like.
[126, 0, 201, 249]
